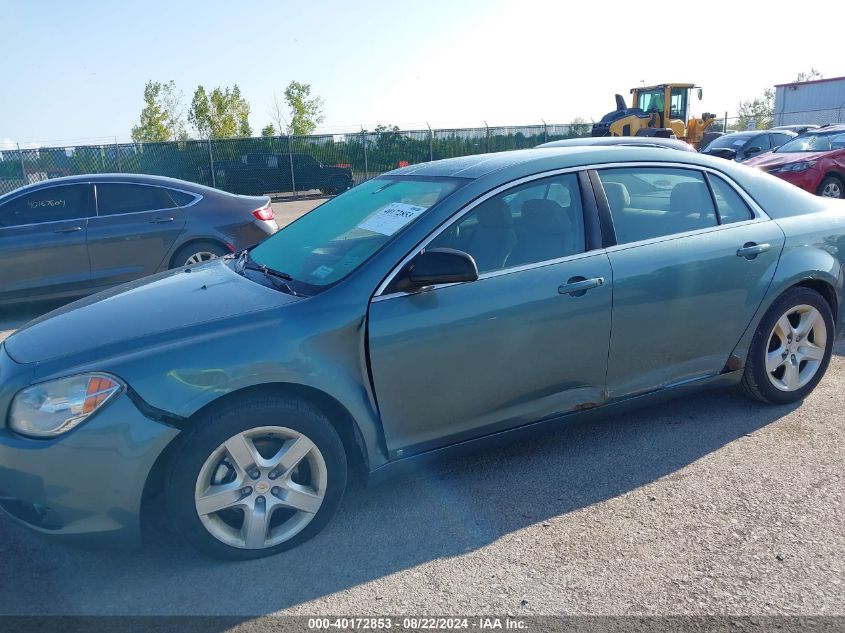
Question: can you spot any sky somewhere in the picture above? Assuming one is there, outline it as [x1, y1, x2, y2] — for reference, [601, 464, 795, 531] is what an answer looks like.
[2, 0, 845, 148]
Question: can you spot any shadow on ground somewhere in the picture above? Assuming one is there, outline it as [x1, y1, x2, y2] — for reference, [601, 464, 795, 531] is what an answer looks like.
[0, 383, 798, 616]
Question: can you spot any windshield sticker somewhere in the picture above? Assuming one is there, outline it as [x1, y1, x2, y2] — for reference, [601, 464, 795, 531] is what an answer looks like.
[357, 202, 427, 236]
[311, 265, 334, 280]
[734, 140, 746, 147]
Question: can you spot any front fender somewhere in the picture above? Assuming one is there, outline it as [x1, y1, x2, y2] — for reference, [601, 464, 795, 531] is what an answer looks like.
[28, 298, 389, 473]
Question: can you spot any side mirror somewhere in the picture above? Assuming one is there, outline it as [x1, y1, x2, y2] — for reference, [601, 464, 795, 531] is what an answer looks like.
[394, 248, 479, 293]
[746, 146, 762, 155]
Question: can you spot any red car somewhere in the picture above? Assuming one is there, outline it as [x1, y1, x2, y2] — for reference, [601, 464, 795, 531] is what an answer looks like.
[744, 125, 845, 198]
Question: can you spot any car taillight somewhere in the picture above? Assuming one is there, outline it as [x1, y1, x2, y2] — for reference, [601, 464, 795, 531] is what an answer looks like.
[253, 205, 274, 221]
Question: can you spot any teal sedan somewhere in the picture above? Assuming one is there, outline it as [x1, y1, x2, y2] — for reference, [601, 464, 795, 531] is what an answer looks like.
[1, 146, 843, 559]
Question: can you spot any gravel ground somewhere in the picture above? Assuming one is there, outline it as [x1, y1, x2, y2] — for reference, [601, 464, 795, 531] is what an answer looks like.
[0, 196, 842, 616]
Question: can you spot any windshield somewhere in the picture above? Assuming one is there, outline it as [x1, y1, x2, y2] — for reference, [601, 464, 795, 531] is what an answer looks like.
[249, 176, 465, 291]
[775, 130, 845, 153]
[705, 135, 752, 150]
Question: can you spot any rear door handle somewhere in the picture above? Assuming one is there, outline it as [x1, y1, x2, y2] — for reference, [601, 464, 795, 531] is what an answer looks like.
[736, 242, 770, 259]
[54, 226, 83, 234]
[558, 276, 605, 297]
[149, 217, 175, 224]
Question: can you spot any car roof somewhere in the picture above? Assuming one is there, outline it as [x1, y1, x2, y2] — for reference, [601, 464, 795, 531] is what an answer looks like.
[803, 124, 845, 134]
[536, 137, 694, 151]
[386, 145, 748, 180]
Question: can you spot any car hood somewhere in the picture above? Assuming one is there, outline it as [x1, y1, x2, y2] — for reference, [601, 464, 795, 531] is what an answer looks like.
[5, 260, 299, 364]
[745, 150, 828, 169]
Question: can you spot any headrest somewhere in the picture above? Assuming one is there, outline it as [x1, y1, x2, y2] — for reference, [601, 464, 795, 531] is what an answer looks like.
[670, 181, 712, 215]
[475, 198, 513, 228]
[603, 181, 630, 211]
[521, 199, 568, 234]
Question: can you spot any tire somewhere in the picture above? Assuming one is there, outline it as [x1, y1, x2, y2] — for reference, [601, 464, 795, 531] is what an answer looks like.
[329, 177, 351, 195]
[739, 287, 834, 404]
[164, 395, 348, 560]
[817, 175, 843, 199]
[170, 241, 228, 269]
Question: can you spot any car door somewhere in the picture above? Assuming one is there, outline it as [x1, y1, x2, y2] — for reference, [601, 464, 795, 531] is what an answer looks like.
[87, 182, 187, 286]
[0, 183, 92, 302]
[594, 166, 784, 399]
[367, 172, 613, 457]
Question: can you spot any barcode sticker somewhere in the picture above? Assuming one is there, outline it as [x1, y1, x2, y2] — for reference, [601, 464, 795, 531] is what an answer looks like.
[357, 202, 427, 236]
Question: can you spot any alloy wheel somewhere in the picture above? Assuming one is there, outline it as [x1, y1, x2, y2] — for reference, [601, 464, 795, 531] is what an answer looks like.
[821, 181, 842, 198]
[184, 252, 218, 265]
[194, 426, 328, 550]
[765, 304, 827, 392]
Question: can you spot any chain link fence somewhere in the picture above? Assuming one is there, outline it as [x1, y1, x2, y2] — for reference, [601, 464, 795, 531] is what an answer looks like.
[2, 111, 838, 197]
[0, 122, 594, 197]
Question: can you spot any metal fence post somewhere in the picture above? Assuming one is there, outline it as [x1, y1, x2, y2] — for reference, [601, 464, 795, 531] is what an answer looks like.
[542, 119, 548, 144]
[115, 137, 122, 171]
[723, 111, 728, 133]
[287, 135, 297, 198]
[484, 121, 490, 153]
[427, 123, 433, 161]
[206, 138, 217, 188]
[16, 143, 27, 183]
[361, 127, 369, 181]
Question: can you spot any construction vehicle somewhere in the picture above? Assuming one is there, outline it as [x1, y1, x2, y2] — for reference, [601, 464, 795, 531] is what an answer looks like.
[591, 83, 718, 149]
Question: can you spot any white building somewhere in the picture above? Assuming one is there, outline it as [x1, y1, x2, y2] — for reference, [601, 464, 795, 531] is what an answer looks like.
[774, 76, 845, 126]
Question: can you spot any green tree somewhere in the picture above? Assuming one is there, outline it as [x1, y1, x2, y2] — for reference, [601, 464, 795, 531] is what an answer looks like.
[795, 68, 822, 82]
[569, 117, 592, 137]
[131, 80, 187, 142]
[732, 88, 774, 131]
[188, 84, 252, 139]
[283, 81, 325, 135]
[261, 123, 277, 137]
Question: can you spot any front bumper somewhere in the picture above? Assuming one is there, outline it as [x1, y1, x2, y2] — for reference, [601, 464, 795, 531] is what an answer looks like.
[0, 351, 179, 547]
[768, 168, 822, 194]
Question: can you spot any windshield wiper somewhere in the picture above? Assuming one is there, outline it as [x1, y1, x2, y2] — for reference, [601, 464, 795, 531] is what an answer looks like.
[235, 249, 304, 297]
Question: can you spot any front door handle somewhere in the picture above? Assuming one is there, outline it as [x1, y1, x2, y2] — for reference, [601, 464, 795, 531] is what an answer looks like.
[149, 217, 175, 224]
[558, 276, 605, 297]
[736, 242, 770, 260]
[54, 226, 83, 234]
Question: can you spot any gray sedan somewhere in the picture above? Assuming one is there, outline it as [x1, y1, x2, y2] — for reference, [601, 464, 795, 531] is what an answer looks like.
[0, 174, 278, 304]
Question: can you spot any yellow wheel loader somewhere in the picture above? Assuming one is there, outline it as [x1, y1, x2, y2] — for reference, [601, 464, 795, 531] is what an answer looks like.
[591, 83, 718, 149]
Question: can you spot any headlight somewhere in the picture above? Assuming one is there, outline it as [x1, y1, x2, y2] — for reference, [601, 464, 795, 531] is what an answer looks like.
[9, 373, 123, 438]
[773, 161, 816, 173]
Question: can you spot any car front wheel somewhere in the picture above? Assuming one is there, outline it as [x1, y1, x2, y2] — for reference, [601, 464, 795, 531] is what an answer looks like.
[740, 287, 834, 404]
[818, 175, 843, 198]
[165, 395, 348, 559]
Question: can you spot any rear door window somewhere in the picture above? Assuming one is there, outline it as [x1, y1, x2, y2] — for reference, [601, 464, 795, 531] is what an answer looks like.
[597, 167, 717, 244]
[95, 183, 177, 216]
[708, 175, 754, 224]
[166, 189, 198, 207]
[0, 184, 90, 227]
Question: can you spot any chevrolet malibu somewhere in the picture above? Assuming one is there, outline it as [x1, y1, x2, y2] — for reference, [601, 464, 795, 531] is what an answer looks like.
[1, 147, 843, 560]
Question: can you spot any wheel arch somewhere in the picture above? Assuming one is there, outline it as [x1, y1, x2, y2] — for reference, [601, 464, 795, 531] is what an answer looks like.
[167, 237, 233, 269]
[142, 381, 370, 504]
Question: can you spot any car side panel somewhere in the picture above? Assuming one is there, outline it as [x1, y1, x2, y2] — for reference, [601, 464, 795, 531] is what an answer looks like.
[605, 220, 785, 399]
[728, 209, 845, 361]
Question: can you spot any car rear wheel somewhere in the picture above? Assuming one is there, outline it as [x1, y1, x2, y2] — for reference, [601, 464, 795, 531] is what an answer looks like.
[329, 177, 351, 195]
[170, 241, 228, 268]
[818, 175, 843, 198]
[739, 287, 834, 404]
[165, 395, 347, 560]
